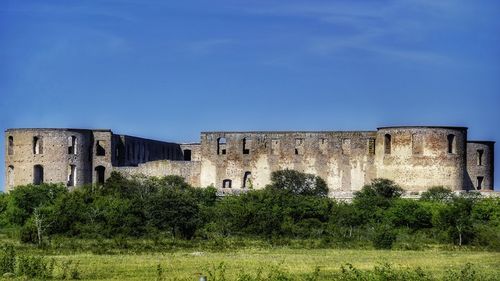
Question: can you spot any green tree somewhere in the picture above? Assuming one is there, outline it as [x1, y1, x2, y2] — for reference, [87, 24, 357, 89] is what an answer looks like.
[4, 184, 67, 226]
[388, 199, 432, 230]
[353, 179, 403, 222]
[420, 186, 453, 202]
[437, 195, 479, 245]
[267, 169, 328, 197]
[145, 188, 200, 239]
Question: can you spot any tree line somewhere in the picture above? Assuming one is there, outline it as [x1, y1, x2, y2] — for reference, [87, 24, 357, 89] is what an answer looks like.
[0, 170, 498, 250]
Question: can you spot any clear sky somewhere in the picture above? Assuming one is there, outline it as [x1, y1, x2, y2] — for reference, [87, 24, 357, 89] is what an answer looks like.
[1, 0, 499, 191]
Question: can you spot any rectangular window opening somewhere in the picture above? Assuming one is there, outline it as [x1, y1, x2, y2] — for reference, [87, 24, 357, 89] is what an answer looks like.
[477, 176, 484, 190]
[68, 165, 76, 187]
[183, 149, 192, 161]
[96, 140, 106, 156]
[477, 149, 484, 166]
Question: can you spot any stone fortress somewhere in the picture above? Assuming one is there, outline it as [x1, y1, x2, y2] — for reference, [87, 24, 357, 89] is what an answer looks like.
[4, 126, 495, 196]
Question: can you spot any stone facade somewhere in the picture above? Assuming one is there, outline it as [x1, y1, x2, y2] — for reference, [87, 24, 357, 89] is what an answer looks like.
[4, 126, 496, 195]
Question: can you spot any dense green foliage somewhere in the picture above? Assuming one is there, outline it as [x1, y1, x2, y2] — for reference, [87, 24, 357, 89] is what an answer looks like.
[0, 170, 499, 251]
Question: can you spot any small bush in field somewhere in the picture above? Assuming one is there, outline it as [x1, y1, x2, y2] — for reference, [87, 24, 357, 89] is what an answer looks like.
[372, 225, 396, 249]
[0, 244, 16, 275]
[16, 255, 54, 279]
[61, 259, 81, 280]
[155, 263, 163, 281]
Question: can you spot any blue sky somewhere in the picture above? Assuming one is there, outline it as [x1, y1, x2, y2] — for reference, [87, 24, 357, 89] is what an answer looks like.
[1, 0, 499, 191]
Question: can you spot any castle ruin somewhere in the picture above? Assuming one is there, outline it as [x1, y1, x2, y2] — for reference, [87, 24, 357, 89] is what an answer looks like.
[4, 126, 495, 196]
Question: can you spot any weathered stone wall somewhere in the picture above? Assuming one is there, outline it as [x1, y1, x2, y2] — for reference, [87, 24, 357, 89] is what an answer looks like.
[375, 127, 468, 191]
[4, 129, 94, 191]
[467, 141, 495, 191]
[4, 126, 495, 194]
[199, 131, 378, 194]
[114, 160, 201, 187]
[4, 129, 183, 189]
[112, 135, 183, 167]
[180, 143, 201, 161]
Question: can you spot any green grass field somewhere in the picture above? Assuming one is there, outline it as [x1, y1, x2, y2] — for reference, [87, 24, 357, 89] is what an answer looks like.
[17, 247, 498, 280]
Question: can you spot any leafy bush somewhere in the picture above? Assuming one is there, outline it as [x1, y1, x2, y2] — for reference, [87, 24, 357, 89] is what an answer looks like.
[420, 186, 453, 202]
[388, 200, 432, 230]
[372, 225, 397, 249]
[0, 244, 16, 275]
[0, 172, 499, 251]
[16, 255, 55, 279]
[267, 169, 328, 197]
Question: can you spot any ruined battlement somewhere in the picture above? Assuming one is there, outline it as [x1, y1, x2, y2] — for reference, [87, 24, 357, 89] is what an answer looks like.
[4, 126, 495, 194]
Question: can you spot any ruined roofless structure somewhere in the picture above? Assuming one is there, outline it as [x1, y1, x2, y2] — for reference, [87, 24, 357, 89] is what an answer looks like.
[4, 126, 495, 196]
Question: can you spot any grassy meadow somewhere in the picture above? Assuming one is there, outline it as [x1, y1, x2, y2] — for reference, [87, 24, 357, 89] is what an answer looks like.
[1, 237, 499, 280]
[65, 248, 500, 280]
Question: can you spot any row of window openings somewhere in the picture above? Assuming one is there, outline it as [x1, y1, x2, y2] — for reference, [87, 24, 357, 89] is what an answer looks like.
[8, 165, 485, 191]
[9, 165, 107, 187]
[216, 137, 376, 156]
[219, 134, 458, 156]
[13, 137, 186, 161]
[222, 172, 252, 189]
[227, 173, 500, 191]
[7, 136, 107, 157]
[383, 134, 458, 155]
[223, 175, 487, 190]
[12, 136, 191, 161]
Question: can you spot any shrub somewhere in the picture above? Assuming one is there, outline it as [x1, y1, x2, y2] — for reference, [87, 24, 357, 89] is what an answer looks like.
[388, 200, 432, 230]
[0, 244, 16, 275]
[372, 225, 396, 249]
[420, 186, 453, 202]
[267, 169, 328, 197]
[16, 255, 55, 279]
[61, 259, 81, 280]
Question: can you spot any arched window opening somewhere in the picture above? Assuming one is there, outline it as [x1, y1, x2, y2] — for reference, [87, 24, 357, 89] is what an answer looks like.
[183, 149, 192, 161]
[67, 165, 76, 187]
[243, 137, 251, 154]
[384, 134, 392, 155]
[33, 136, 43, 154]
[96, 140, 106, 156]
[68, 136, 77, 154]
[7, 165, 14, 187]
[222, 179, 232, 188]
[243, 172, 252, 189]
[217, 137, 227, 155]
[477, 176, 484, 190]
[8, 136, 14, 155]
[95, 166, 106, 185]
[477, 149, 484, 166]
[294, 138, 304, 155]
[33, 165, 44, 185]
[447, 134, 456, 154]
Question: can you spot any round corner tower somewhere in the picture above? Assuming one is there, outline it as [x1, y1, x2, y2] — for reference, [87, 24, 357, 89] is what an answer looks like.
[4, 128, 94, 191]
[375, 126, 468, 191]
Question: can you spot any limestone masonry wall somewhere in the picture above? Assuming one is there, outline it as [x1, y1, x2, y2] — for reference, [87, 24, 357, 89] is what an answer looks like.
[4, 126, 496, 195]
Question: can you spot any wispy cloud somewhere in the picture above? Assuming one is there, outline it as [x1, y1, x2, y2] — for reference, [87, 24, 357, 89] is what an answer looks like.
[237, 0, 475, 65]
